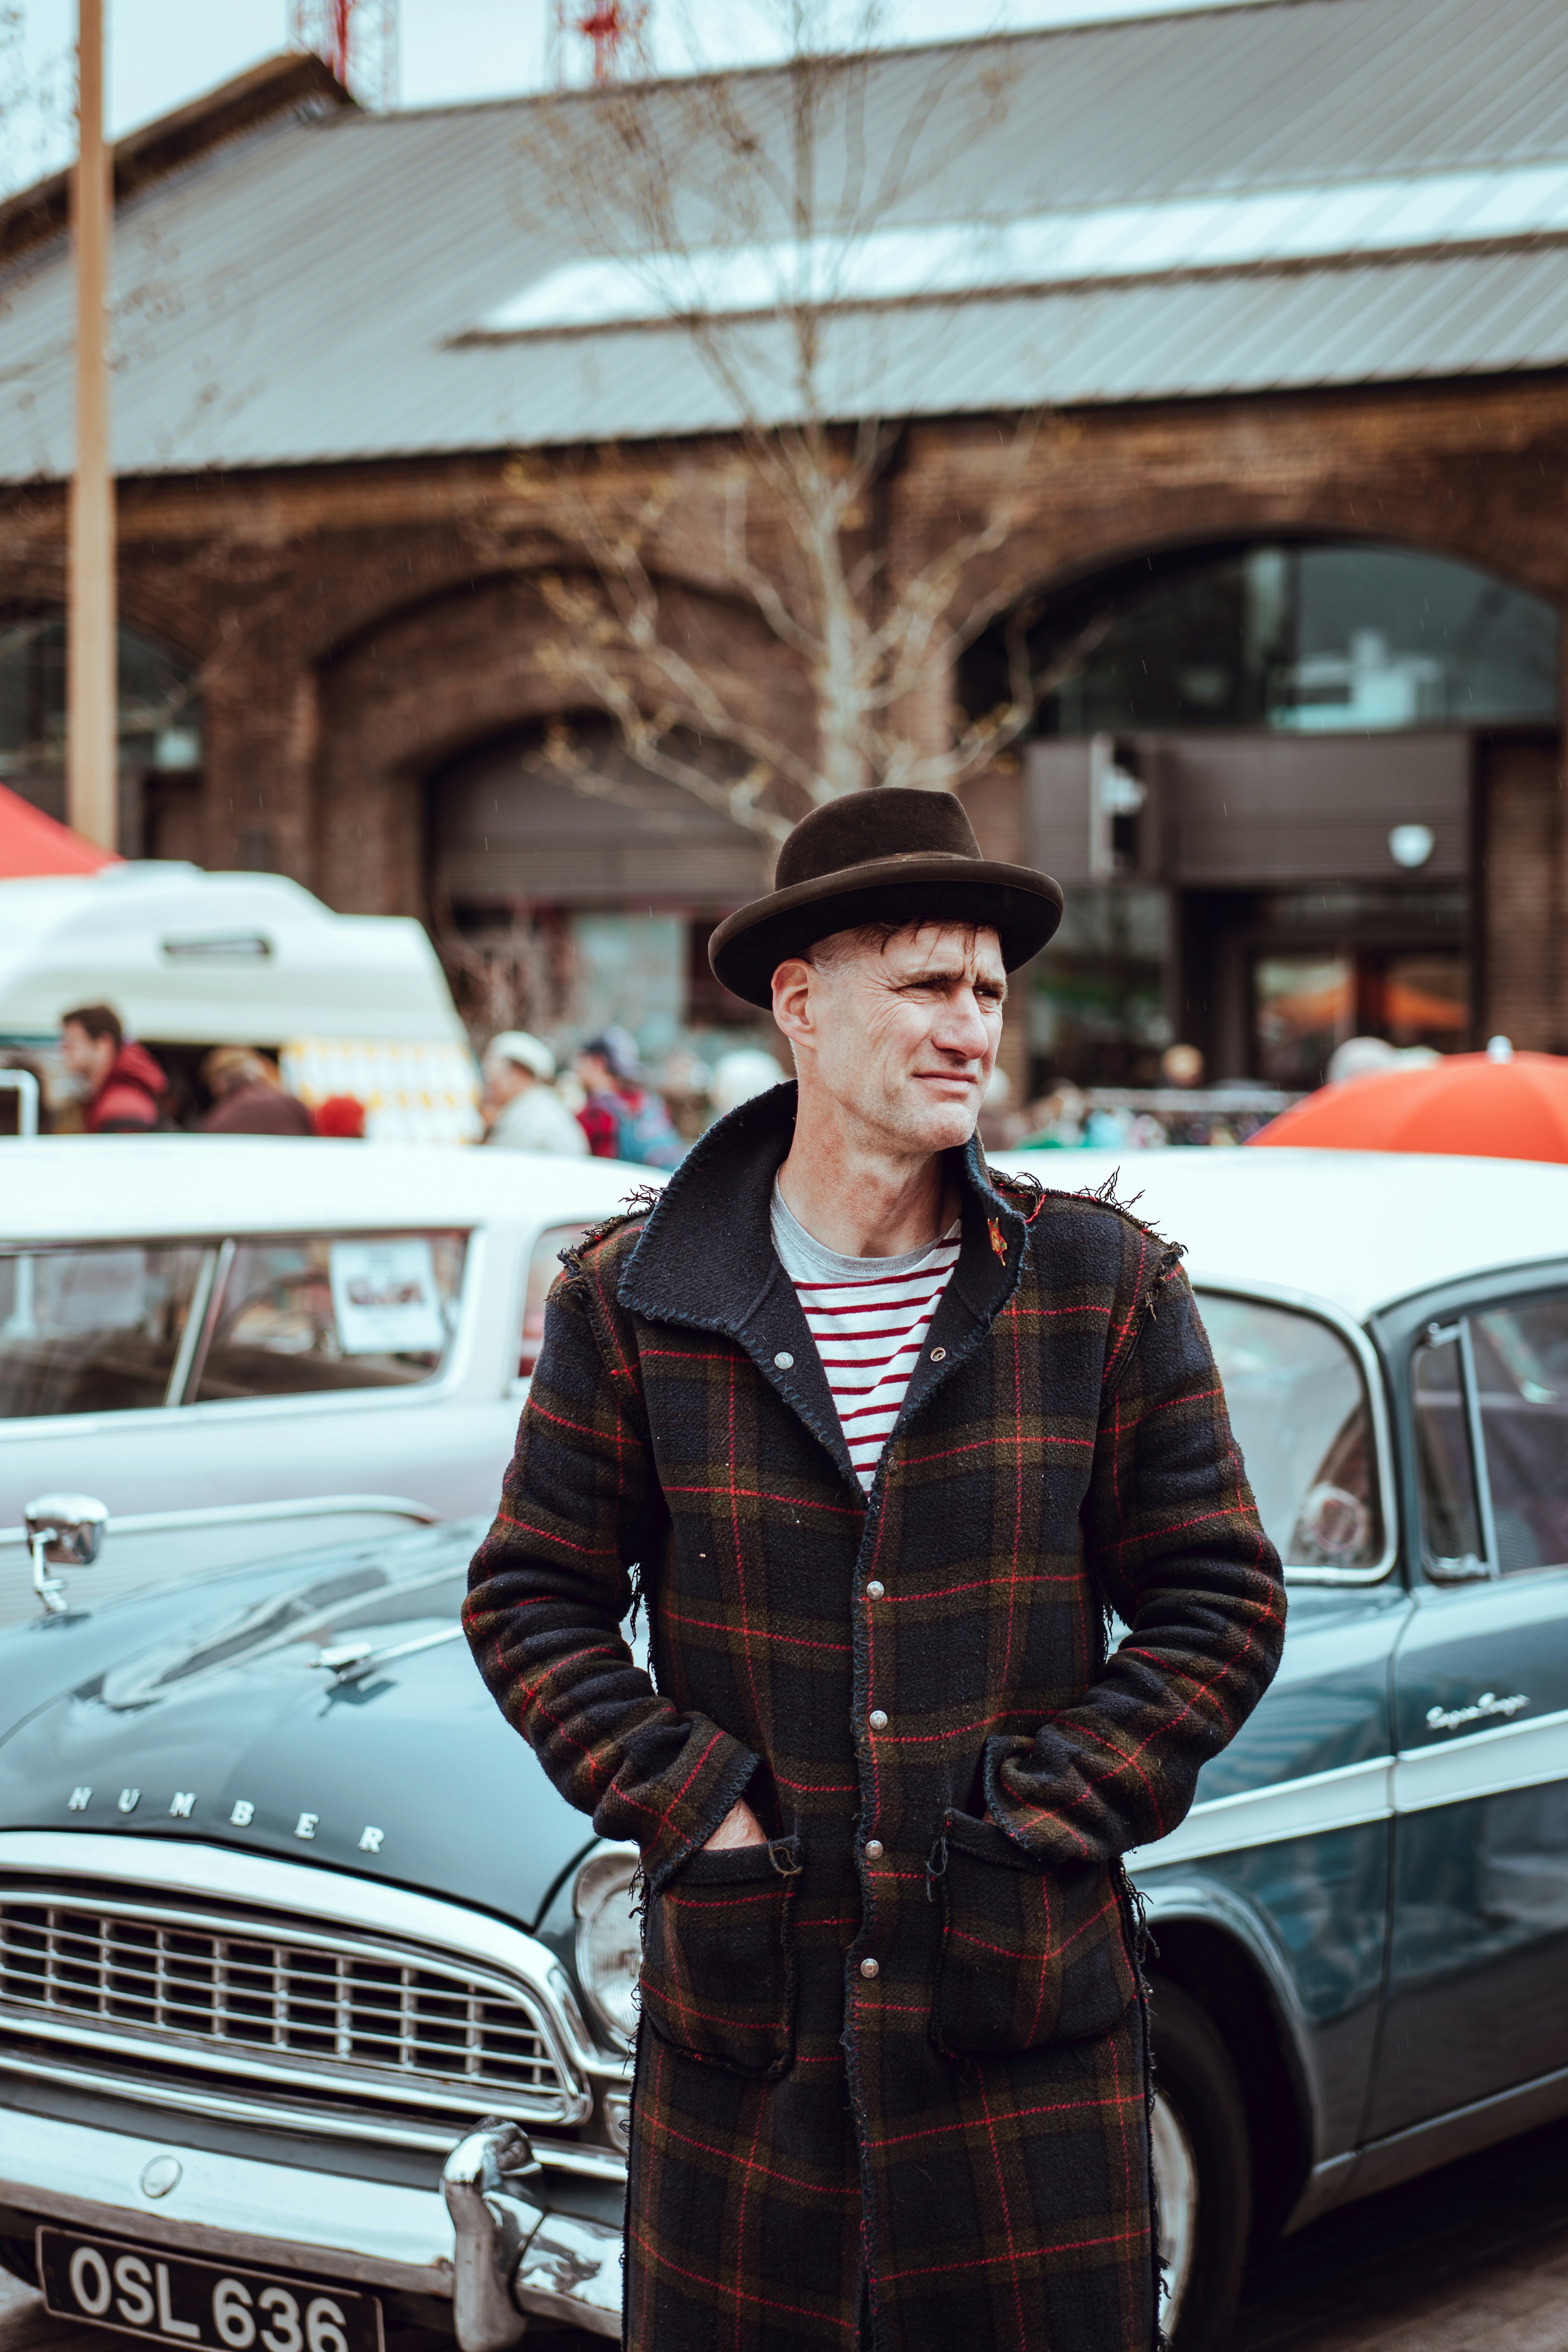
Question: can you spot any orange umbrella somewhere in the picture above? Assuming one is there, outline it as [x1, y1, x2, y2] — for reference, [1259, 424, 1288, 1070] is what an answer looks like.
[1250, 1044, 1568, 1162]
[0, 781, 120, 879]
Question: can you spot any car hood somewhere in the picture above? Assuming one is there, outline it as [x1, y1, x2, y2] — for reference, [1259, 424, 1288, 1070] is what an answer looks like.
[0, 1522, 600, 1930]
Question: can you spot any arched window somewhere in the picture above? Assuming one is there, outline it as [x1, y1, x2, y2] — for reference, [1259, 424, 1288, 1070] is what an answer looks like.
[966, 541, 1557, 738]
[0, 613, 202, 818]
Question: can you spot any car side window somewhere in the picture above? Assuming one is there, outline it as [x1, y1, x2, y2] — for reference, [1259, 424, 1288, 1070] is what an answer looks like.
[1196, 1290, 1384, 1573]
[517, 1224, 590, 1383]
[0, 1244, 208, 1418]
[1412, 1291, 1568, 1580]
[1412, 1327, 1485, 1579]
[191, 1232, 467, 1402]
[1473, 1297, 1568, 1573]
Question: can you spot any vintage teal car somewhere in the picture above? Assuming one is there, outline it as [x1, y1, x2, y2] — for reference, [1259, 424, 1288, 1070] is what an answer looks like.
[0, 1147, 1563, 2352]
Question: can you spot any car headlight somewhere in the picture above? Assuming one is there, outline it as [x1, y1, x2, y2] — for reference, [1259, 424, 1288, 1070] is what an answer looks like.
[573, 1846, 641, 2047]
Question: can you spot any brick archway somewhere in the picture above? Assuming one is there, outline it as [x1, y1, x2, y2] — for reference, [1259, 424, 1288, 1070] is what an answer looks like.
[308, 565, 811, 918]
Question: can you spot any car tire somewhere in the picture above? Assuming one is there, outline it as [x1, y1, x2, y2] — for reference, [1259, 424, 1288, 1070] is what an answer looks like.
[1148, 1976, 1251, 2352]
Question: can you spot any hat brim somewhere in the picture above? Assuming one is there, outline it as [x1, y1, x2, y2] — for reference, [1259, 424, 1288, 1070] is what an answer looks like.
[709, 854, 1064, 1010]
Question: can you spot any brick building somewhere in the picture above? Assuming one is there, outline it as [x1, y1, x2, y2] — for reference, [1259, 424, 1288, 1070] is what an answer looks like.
[2, 0, 1566, 1092]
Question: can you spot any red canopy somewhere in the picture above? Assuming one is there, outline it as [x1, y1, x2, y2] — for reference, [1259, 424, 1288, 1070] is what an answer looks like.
[1249, 1048, 1568, 1163]
[0, 782, 120, 878]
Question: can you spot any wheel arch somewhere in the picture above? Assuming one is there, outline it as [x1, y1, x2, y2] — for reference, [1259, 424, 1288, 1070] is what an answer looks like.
[1141, 1878, 1320, 2240]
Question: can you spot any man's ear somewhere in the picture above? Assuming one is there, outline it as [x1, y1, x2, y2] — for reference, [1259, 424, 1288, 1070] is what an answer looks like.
[771, 956, 816, 1048]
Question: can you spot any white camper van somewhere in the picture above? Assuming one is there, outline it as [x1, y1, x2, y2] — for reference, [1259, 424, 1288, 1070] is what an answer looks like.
[0, 862, 479, 1141]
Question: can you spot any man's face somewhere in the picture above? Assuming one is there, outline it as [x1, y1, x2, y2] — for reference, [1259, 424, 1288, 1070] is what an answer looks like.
[774, 922, 1006, 1156]
[60, 1021, 115, 1092]
[483, 1057, 531, 1113]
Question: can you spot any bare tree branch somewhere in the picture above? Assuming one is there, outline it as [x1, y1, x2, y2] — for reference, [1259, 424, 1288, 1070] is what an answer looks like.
[496, 14, 1073, 842]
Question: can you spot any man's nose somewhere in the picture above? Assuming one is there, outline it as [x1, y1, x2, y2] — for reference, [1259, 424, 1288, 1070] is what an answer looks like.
[933, 990, 992, 1061]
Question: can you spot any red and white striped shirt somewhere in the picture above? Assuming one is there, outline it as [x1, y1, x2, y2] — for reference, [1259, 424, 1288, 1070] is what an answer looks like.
[771, 1186, 961, 1491]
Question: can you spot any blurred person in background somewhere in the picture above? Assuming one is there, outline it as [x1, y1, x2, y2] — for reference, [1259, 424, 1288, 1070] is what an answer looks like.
[59, 1004, 168, 1134]
[574, 1028, 683, 1166]
[313, 1095, 367, 1140]
[708, 1044, 785, 1119]
[481, 1033, 587, 1156]
[198, 1048, 314, 1136]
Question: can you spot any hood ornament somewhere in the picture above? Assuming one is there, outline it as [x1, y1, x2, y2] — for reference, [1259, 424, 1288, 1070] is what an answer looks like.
[313, 1625, 465, 1684]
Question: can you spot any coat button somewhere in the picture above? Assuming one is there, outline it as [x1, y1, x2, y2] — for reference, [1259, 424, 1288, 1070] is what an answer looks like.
[865, 1580, 884, 1599]
[864, 1838, 884, 1860]
[930, 1346, 946, 1362]
[774, 1351, 794, 1369]
[868, 1709, 888, 1731]
[859, 1957, 880, 1980]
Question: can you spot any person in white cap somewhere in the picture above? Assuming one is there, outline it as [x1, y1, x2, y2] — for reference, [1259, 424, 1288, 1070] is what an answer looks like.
[481, 1033, 587, 1156]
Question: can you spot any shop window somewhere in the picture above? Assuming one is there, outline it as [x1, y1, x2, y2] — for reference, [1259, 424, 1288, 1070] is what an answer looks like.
[1029, 885, 1169, 1088]
[1253, 944, 1467, 1089]
[0, 613, 202, 816]
[965, 541, 1557, 739]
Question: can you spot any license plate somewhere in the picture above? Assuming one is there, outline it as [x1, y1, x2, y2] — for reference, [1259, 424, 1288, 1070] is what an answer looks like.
[37, 2229, 384, 2352]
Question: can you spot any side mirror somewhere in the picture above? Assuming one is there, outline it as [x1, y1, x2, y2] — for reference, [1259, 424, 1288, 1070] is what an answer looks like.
[24, 1493, 108, 1616]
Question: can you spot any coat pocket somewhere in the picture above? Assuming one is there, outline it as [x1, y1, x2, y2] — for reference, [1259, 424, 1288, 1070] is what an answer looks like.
[640, 1835, 801, 2079]
[931, 1812, 1136, 2057]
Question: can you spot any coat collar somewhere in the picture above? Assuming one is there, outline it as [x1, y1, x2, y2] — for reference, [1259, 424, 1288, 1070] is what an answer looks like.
[618, 1081, 1030, 1494]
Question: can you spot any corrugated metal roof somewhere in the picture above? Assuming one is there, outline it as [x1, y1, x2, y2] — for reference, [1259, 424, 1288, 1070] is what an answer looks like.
[2, 0, 1567, 481]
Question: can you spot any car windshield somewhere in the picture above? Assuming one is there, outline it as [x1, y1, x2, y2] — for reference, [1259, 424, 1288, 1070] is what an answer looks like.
[1197, 1290, 1383, 1572]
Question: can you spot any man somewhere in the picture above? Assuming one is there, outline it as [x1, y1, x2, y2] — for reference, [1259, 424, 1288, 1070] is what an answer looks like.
[59, 1004, 166, 1133]
[198, 1047, 315, 1135]
[465, 788, 1285, 2352]
[481, 1031, 588, 1156]
[574, 1029, 683, 1166]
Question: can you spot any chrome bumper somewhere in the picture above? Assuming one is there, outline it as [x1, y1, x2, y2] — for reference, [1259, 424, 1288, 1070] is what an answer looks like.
[443, 2124, 621, 2345]
[0, 2109, 622, 2344]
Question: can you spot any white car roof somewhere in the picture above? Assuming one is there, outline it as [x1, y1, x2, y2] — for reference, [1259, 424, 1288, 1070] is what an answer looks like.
[10, 1139, 1562, 1325]
[0, 1137, 657, 1244]
[0, 865, 466, 1047]
[994, 1146, 1568, 1324]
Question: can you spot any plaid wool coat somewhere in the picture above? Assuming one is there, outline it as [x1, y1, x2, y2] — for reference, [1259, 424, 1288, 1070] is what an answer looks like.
[465, 1086, 1285, 2352]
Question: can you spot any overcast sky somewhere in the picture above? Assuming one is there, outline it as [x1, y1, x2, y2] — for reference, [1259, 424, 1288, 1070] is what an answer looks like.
[5, 0, 1271, 197]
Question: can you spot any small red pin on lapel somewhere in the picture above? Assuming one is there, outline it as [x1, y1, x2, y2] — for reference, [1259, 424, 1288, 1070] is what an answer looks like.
[988, 1218, 1007, 1261]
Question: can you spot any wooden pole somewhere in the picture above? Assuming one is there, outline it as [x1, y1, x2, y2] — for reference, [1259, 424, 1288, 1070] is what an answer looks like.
[68, 0, 116, 852]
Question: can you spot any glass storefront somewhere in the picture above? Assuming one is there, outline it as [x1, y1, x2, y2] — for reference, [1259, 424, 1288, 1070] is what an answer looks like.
[1014, 541, 1557, 739]
[966, 541, 1559, 1093]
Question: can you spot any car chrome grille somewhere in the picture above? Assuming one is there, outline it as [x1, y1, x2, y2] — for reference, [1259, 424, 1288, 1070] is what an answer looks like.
[0, 1886, 583, 2132]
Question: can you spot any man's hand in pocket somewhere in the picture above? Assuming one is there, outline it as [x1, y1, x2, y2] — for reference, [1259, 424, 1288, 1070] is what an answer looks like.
[703, 1798, 768, 1850]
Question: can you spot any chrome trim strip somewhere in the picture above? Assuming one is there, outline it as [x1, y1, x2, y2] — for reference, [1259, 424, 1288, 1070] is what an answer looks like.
[0, 2049, 469, 2152]
[1191, 1278, 1398, 1586]
[526, 2139, 628, 2183]
[1134, 1703, 1568, 1867]
[1393, 1703, 1568, 1814]
[0, 2017, 577, 2130]
[0, 2049, 629, 2179]
[0, 1495, 440, 1553]
[1132, 1756, 1394, 1868]
[0, 1834, 600, 2098]
[0, 2106, 456, 2296]
[1351, 2058, 1568, 2204]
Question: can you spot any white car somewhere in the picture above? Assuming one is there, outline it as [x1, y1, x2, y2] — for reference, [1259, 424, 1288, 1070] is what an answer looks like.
[0, 1137, 653, 1625]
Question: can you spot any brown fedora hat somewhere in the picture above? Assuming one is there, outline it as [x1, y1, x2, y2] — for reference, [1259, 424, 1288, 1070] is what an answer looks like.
[709, 787, 1064, 1009]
